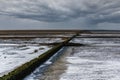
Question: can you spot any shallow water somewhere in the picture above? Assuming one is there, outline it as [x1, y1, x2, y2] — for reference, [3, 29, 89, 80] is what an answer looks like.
[60, 47, 120, 80]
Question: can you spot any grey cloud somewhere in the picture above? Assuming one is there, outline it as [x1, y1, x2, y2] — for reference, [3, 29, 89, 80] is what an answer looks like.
[86, 0, 120, 24]
[0, 0, 120, 24]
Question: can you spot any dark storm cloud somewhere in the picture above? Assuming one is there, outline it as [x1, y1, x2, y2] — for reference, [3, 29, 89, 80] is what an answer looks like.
[0, 0, 120, 24]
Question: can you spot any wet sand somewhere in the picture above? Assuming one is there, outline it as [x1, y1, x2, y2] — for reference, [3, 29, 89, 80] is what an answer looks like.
[39, 37, 120, 80]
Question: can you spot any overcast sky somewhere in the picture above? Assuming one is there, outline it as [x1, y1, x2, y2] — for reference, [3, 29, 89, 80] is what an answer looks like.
[0, 0, 120, 30]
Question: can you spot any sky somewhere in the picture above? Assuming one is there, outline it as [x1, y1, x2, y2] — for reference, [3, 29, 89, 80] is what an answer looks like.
[0, 0, 120, 30]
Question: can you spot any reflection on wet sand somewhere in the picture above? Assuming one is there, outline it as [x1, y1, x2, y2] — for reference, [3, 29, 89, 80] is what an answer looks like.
[39, 47, 72, 80]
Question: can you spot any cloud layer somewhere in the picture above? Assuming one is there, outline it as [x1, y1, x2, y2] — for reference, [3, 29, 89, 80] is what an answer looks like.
[0, 0, 120, 24]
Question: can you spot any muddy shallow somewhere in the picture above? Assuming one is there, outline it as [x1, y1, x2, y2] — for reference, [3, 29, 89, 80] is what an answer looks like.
[24, 37, 120, 80]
